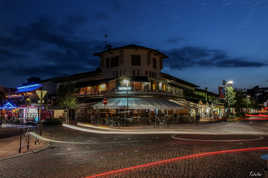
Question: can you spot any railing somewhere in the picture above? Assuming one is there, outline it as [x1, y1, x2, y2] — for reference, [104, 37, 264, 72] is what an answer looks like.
[77, 89, 183, 98]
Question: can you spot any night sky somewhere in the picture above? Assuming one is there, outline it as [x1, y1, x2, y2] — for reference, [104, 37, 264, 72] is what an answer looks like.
[0, 0, 268, 92]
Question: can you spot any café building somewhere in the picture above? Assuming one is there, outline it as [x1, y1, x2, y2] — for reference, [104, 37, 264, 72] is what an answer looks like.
[51, 45, 199, 124]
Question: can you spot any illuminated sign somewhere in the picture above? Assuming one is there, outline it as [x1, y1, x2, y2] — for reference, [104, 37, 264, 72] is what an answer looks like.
[118, 87, 131, 91]
[0, 101, 17, 110]
[36, 89, 47, 99]
[17, 83, 42, 93]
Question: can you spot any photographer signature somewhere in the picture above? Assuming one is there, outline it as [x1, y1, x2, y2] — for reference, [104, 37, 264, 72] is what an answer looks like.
[249, 171, 263, 177]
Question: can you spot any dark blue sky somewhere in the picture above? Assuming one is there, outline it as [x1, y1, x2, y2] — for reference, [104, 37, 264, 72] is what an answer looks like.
[0, 0, 268, 92]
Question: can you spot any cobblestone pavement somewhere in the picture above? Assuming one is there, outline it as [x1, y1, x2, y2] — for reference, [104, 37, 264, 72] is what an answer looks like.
[1, 125, 268, 178]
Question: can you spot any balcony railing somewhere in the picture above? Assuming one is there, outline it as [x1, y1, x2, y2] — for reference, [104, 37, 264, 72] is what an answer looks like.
[77, 89, 183, 98]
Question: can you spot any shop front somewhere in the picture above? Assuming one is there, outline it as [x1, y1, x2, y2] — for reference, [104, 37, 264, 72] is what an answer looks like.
[88, 97, 189, 126]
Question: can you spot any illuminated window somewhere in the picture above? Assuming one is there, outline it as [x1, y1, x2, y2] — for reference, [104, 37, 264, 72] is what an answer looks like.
[99, 83, 107, 92]
[86, 87, 92, 94]
[159, 82, 162, 90]
[80, 88, 86, 95]
[152, 82, 156, 91]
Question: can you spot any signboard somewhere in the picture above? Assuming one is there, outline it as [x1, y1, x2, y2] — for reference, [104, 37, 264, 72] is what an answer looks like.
[218, 86, 225, 98]
[118, 86, 131, 91]
[103, 98, 108, 105]
[36, 90, 47, 99]
[38, 100, 45, 104]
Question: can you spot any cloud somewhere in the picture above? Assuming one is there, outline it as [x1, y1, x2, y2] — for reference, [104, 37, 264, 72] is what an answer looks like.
[164, 46, 267, 69]
[0, 48, 26, 59]
[111, 0, 121, 11]
[0, 16, 107, 85]
[95, 12, 110, 21]
[166, 37, 185, 44]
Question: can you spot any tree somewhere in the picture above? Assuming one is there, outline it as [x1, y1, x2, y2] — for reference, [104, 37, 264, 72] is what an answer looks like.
[57, 84, 79, 124]
[224, 86, 236, 115]
[234, 89, 251, 113]
[242, 97, 251, 112]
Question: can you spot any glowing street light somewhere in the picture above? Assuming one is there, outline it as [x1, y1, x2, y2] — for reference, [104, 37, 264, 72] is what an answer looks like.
[226, 80, 234, 85]
[122, 79, 130, 86]
[122, 78, 130, 126]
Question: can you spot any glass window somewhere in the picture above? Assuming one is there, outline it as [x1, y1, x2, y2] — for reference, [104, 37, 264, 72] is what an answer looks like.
[100, 59, 104, 68]
[153, 58, 157, 69]
[131, 55, 141, 66]
[111, 56, 119, 67]
[147, 56, 151, 66]
[106, 58, 110, 68]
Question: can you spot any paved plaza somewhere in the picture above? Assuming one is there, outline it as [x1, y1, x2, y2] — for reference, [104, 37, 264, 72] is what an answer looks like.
[1, 121, 268, 178]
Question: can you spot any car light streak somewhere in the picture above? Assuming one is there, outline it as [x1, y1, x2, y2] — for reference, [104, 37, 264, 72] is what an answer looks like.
[86, 147, 268, 178]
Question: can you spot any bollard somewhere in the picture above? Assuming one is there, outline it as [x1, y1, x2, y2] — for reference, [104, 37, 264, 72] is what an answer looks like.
[18, 130, 22, 153]
[26, 133, 30, 151]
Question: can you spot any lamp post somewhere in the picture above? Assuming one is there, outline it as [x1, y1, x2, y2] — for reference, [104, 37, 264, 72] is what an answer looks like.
[122, 79, 130, 126]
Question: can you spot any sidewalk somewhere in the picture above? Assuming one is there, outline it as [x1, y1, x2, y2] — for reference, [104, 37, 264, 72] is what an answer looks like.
[0, 135, 48, 160]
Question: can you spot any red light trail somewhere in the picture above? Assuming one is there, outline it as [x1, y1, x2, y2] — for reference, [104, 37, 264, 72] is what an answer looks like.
[86, 147, 268, 178]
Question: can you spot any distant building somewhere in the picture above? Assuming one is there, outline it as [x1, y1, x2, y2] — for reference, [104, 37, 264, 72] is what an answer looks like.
[247, 86, 268, 108]
[0, 86, 7, 105]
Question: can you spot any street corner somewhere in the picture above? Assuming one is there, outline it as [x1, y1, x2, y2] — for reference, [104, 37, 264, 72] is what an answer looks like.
[0, 134, 49, 161]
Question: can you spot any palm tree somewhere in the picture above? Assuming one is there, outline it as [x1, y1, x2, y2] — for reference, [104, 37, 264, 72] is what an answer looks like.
[224, 86, 236, 117]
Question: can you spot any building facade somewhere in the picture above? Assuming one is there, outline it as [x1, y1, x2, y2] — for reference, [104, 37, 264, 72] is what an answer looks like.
[52, 45, 202, 125]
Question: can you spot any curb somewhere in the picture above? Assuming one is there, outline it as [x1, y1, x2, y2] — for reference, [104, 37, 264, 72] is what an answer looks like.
[171, 135, 264, 142]
[63, 124, 268, 135]
[0, 142, 50, 161]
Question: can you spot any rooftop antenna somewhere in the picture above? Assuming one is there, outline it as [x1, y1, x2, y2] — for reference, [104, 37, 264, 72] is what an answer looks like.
[104, 34, 112, 50]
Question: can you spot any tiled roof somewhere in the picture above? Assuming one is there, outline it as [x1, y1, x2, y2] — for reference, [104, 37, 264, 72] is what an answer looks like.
[160, 72, 198, 88]
[94, 44, 168, 58]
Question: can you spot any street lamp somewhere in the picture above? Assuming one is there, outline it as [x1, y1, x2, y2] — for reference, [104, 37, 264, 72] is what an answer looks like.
[122, 79, 130, 126]
[226, 80, 234, 87]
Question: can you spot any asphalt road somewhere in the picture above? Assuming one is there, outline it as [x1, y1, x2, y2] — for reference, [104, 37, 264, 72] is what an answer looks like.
[1, 122, 268, 178]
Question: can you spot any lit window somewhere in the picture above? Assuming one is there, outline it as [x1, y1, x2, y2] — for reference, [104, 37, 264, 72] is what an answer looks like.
[99, 83, 107, 92]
